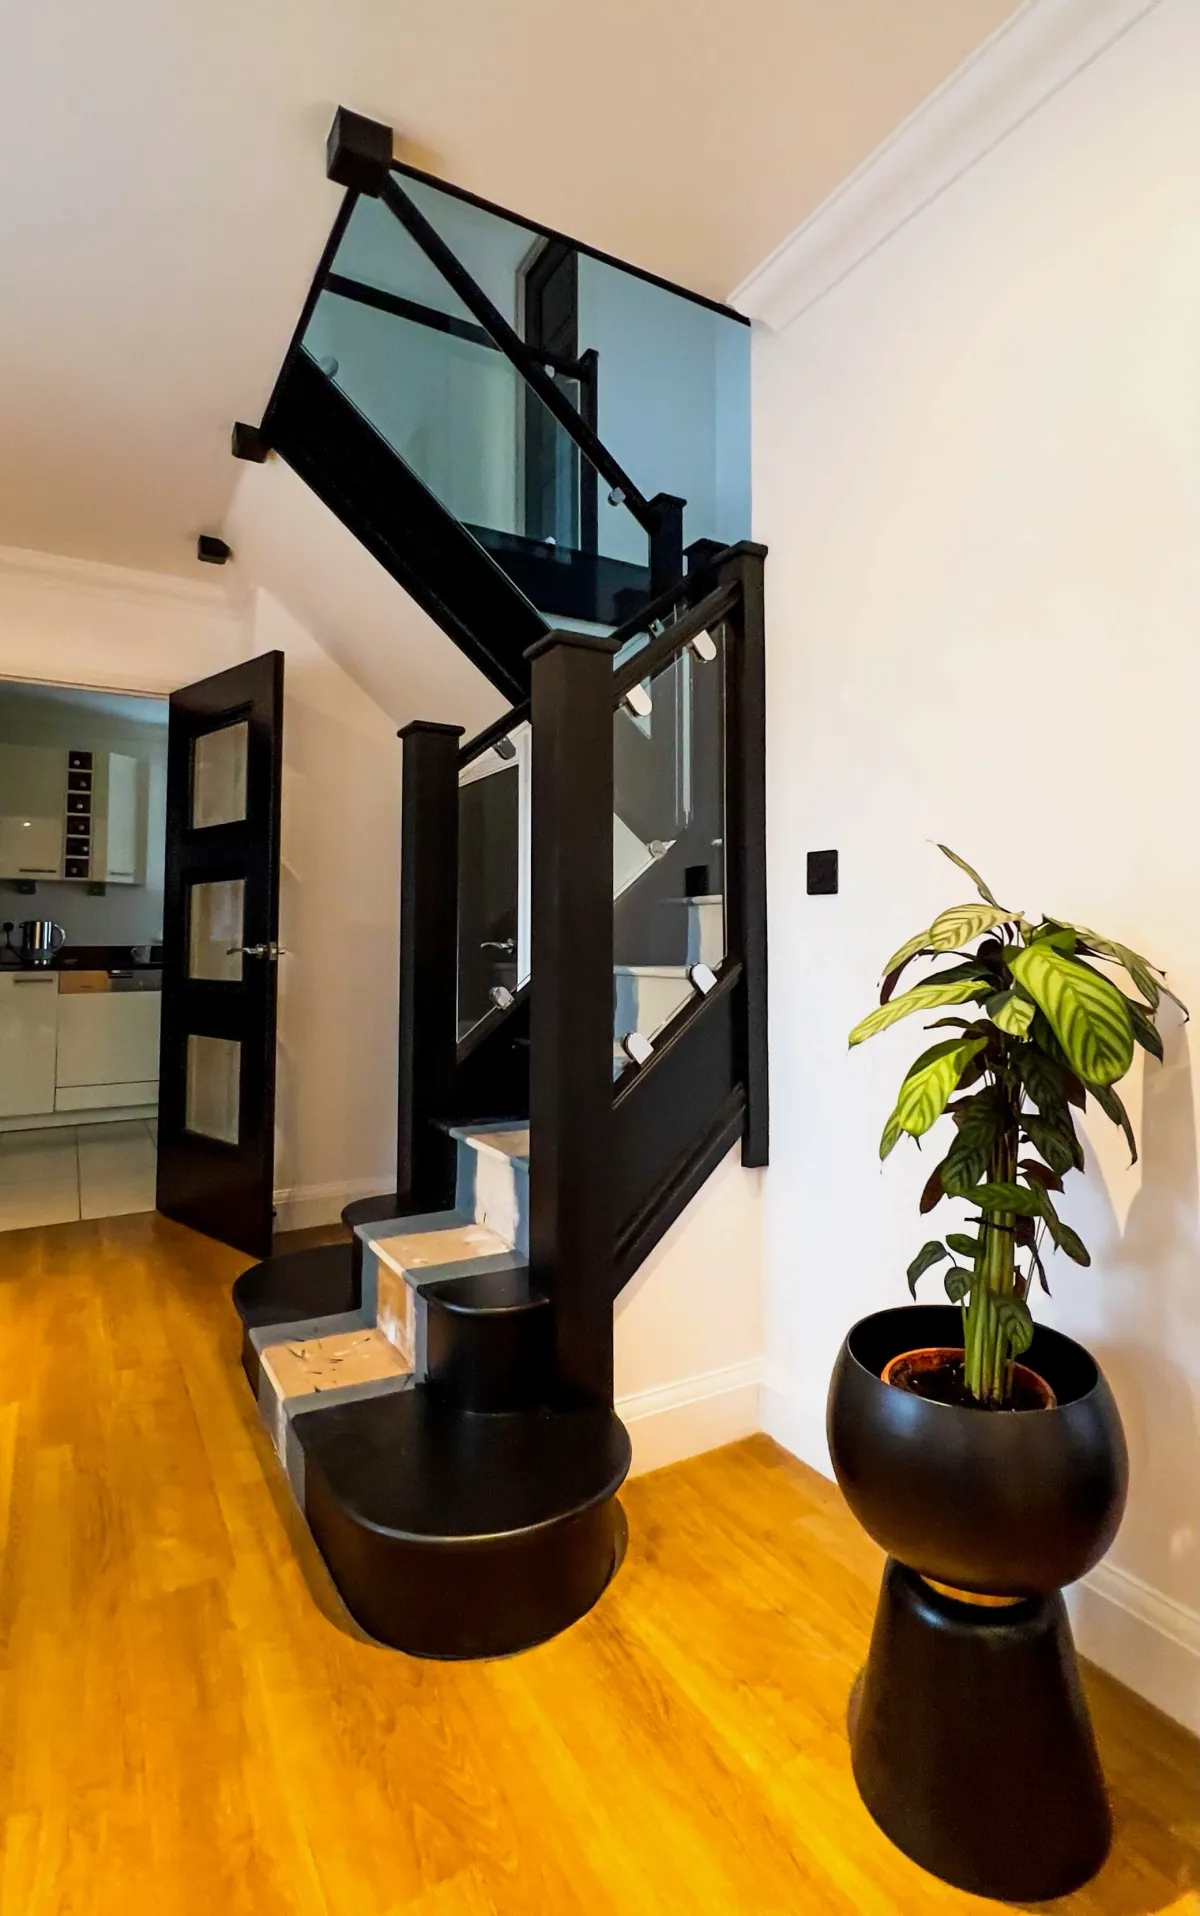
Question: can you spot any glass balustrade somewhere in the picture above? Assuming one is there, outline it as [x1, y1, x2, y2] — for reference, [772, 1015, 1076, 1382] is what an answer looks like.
[612, 623, 727, 1076]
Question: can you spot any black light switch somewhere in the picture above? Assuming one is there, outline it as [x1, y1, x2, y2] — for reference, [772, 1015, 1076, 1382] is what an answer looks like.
[807, 849, 839, 895]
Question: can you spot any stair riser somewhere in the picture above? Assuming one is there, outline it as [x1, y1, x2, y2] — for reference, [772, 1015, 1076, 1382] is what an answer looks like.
[456, 1139, 528, 1255]
[424, 1295, 553, 1412]
[303, 1476, 626, 1658]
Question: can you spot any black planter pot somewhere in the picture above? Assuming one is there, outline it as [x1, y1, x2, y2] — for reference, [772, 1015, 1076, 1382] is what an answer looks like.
[827, 1303, 1128, 1902]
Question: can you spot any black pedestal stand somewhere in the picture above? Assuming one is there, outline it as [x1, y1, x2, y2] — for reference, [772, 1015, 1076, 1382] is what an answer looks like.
[850, 1560, 1111, 1903]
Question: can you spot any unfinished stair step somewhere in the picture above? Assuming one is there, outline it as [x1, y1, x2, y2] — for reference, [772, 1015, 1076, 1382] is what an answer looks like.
[364, 1211, 517, 1368]
[252, 1317, 413, 1498]
[450, 1120, 529, 1254]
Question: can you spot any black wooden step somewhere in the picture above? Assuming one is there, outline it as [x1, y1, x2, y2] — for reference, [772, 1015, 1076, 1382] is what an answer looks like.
[233, 1242, 358, 1330]
[296, 1388, 630, 1657]
[422, 1264, 551, 1411]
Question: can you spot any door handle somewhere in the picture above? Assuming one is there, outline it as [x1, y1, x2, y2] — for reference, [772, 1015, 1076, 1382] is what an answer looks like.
[227, 942, 288, 961]
[480, 939, 515, 954]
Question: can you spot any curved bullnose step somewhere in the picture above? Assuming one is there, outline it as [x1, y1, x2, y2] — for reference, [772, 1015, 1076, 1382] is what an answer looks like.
[233, 1243, 359, 1328]
[296, 1389, 632, 1658]
[423, 1265, 552, 1411]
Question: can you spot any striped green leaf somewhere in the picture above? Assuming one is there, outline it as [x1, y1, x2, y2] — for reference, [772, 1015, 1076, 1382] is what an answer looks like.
[886, 1037, 988, 1143]
[880, 927, 933, 983]
[1125, 997, 1163, 1062]
[995, 1296, 1034, 1358]
[849, 976, 990, 1048]
[1009, 943, 1133, 1087]
[907, 1240, 949, 1297]
[928, 903, 1016, 951]
[944, 1267, 973, 1304]
[986, 989, 1036, 1037]
[1060, 923, 1188, 1021]
[1033, 1186, 1091, 1266]
[936, 845, 1001, 908]
[879, 1109, 903, 1161]
[1090, 1081, 1138, 1165]
[1022, 1112, 1082, 1176]
[967, 1181, 1044, 1216]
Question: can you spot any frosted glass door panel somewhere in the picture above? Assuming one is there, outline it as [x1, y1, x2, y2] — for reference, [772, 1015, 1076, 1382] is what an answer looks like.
[185, 1034, 241, 1144]
[188, 880, 244, 982]
[191, 723, 248, 829]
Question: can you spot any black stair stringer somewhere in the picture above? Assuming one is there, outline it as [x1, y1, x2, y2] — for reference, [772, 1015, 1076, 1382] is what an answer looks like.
[268, 350, 546, 704]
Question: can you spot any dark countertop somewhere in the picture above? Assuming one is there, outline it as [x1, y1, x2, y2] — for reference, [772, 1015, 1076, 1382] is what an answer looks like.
[0, 943, 163, 972]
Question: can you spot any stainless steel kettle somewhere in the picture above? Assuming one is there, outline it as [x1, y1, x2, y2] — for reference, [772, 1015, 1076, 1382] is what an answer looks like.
[19, 920, 66, 967]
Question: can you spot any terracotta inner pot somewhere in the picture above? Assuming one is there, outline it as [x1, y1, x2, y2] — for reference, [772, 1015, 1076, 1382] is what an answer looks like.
[882, 1345, 1057, 1412]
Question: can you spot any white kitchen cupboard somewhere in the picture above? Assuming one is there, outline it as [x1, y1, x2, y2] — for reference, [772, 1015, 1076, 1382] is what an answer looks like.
[92, 752, 143, 884]
[55, 991, 161, 1110]
[0, 814, 63, 881]
[0, 973, 59, 1117]
[0, 744, 67, 816]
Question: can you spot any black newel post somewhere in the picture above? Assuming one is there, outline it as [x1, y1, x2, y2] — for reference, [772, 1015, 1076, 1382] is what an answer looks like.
[648, 492, 686, 597]
[396, 720, 464, 1214]
[720, 542, 769, 1168]
[527, 632, 619, 1405]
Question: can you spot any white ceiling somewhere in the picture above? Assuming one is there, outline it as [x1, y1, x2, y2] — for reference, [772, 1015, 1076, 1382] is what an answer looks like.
[0, 0, 1016, 577]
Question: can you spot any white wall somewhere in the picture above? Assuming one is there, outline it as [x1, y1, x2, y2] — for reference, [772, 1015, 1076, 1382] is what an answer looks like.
[751, 0, 1200, 1727]
[246, 590, 402, 1222]
[616, 1147, 763, 1476]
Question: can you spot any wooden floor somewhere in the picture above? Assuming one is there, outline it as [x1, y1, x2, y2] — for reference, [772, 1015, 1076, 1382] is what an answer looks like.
[0, 1212, 1194, 1915]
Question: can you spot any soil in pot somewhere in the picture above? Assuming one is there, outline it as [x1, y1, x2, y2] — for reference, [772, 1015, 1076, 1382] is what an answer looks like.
[882, 1346, 1056, 1412]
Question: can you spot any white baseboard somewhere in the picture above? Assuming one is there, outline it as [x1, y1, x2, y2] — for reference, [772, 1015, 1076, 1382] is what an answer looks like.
[760, 1372, 1200, 1734]
[1068, 1560, 1200, 1735]
[760, 1363, 834, 1480]
[272, 1177, 390, 1234]
[617, 1358, 762, 1478]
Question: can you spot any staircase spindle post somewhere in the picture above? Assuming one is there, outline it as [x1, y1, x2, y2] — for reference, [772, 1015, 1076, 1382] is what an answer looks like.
[396, 720, 465, 1213]
[527, 631, 620, 1406]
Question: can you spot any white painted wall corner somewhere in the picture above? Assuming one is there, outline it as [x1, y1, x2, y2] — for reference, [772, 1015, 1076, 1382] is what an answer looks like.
[618, 1358, 762, 1479]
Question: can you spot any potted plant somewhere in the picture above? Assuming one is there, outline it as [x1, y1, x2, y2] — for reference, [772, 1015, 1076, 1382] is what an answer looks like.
[826, 846, 1184, 1901]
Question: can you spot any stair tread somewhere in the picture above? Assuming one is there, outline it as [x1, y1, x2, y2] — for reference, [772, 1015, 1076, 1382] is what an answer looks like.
[422, 1263, 547, 1313]
[448, 1122, 530, 1165]
[295, 1389, 630, 1542]
[370, 1216, 512, 1281]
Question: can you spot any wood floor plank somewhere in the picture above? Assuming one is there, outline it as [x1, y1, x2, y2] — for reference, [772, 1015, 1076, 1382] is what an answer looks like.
[0, 1211, 1193, 1916]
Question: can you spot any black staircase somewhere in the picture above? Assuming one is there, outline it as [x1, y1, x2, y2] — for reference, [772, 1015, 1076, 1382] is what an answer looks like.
[231, 108, 764, 1658]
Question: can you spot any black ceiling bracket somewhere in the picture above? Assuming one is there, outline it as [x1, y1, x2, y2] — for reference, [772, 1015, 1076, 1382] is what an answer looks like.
[231, 421, 269, 463]
[326, 106, 394, 196]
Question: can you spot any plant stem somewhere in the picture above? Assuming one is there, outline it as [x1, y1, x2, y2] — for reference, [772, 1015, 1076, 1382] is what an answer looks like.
[965, 1059, 1019, 1406]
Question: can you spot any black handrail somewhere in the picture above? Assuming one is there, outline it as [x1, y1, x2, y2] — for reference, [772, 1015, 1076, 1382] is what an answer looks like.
[379, 175, 659, 534]
[459, 700, 531, 770]
[610, 579, 739, 704]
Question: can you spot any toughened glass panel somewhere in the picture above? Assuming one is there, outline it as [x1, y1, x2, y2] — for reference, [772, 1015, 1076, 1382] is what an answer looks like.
[612, 626, 727, 1074]
[191, 722, 247, 829]
[185, 1034, 241, 1144]
[302, 189, 652, 589]
[397, 172, 753, 552]
[188, 879, 244, 982]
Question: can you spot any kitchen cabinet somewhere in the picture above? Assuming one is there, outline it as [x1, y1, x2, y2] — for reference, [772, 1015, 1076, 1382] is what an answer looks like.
[55, 990, 161, 1110]
[0, 973, 59, 1117]
[0, 742, 147, 884]
[0, 814, 63, 881]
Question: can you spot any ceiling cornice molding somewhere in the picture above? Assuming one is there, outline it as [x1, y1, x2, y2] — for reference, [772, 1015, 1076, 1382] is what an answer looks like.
[0, 543, 235, 616]
[730, 0, 1164, 333]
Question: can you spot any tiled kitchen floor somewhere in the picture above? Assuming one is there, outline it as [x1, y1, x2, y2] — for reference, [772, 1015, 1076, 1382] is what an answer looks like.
[0, 1119, 158, 1230]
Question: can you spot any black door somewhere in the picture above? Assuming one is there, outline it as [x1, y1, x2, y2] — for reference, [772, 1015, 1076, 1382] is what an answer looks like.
[156, 652, 284, 1257]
